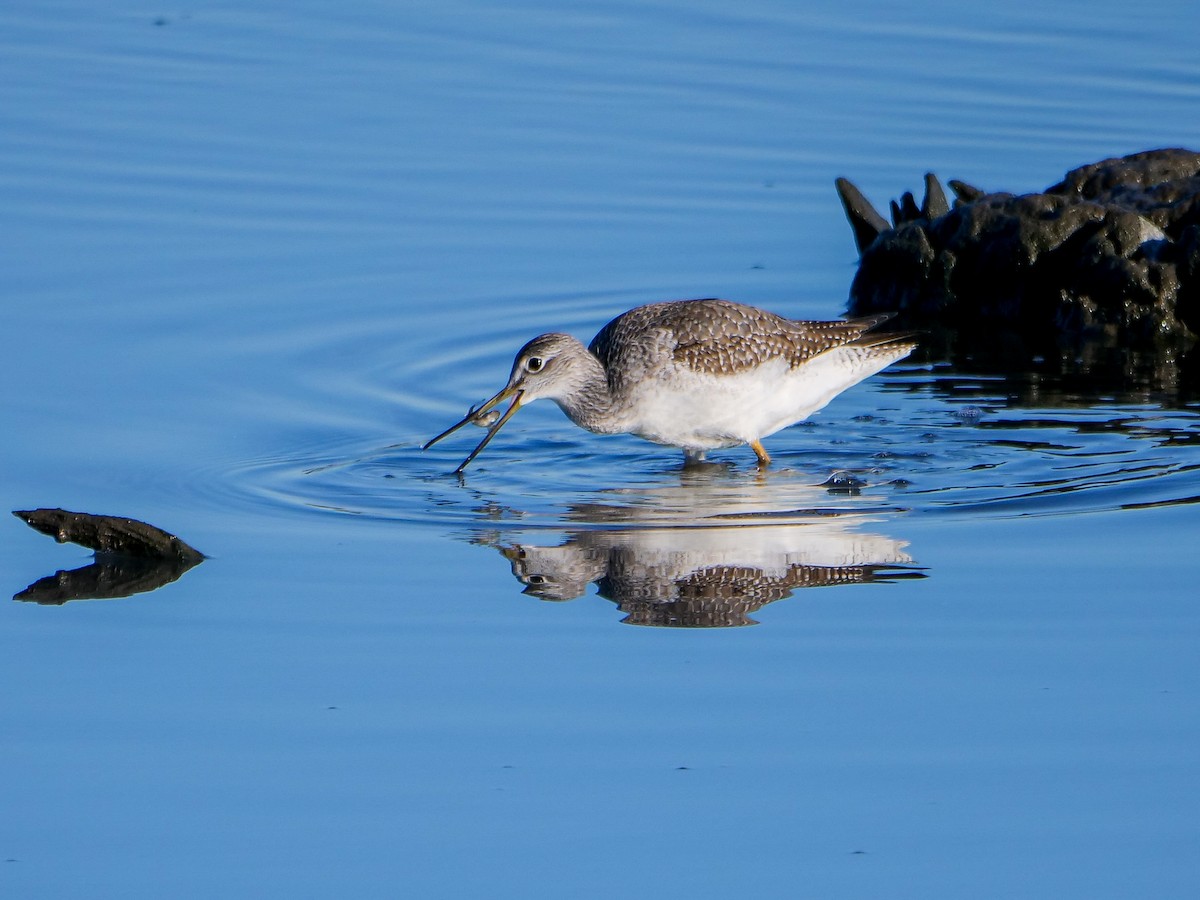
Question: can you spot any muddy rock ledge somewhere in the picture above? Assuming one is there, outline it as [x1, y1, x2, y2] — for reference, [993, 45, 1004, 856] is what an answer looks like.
[836, 149, 1200, 366]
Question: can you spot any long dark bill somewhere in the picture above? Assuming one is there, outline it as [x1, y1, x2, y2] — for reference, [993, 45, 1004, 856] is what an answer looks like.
[422, 385, 523, 473]
[423, 384, 515, 451]
[451, 392, 522, 474]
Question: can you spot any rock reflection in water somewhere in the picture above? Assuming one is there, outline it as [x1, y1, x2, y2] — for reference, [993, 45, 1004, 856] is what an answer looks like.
[493, 523, 923, 627]
[14, 555, 201, 605]
[880, 362, 1200, 516]
[909, 344, 1200, 408]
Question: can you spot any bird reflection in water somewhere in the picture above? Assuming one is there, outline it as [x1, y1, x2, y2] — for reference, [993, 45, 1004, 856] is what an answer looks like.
[492, 522, 924, 627]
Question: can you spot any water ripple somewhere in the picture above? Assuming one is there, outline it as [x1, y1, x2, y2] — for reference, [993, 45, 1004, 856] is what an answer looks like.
[165, 278, 1200, 531]
[218, 334, 1200, 530]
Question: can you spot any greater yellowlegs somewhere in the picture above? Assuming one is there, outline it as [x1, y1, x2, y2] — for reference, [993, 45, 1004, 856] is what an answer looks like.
[424, 298, 917, 472]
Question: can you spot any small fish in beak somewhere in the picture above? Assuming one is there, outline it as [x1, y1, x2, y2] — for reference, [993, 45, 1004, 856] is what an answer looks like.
[423, 385, 524, 474]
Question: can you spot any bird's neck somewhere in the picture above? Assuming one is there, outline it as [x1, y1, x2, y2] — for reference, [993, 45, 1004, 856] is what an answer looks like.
[554, 352, 623, 434]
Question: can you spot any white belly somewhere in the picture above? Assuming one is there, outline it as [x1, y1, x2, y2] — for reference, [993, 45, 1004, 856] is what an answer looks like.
[621, 348, 899, 451]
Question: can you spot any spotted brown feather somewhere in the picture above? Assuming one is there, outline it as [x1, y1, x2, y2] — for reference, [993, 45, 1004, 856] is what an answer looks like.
[589, 298, 900, 390]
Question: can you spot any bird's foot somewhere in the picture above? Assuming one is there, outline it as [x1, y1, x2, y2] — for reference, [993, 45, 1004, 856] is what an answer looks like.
[750, 439, 771, 467]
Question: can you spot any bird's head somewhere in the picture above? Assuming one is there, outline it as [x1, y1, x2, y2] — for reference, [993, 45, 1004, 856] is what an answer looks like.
[422, 332, 591, 473]
[500, 332, 591, 403]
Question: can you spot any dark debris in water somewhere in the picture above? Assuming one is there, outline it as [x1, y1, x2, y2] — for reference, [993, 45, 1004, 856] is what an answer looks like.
[822, 471, 867, 493]
[12, 508, 204, 604]
[14, 508, 204, 562]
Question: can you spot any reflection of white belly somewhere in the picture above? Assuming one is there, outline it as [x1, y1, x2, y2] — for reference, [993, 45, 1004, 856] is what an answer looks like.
[622, 350, 888, 450]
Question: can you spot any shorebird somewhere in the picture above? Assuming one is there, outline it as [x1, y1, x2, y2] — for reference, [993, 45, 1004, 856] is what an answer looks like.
[424, 298, 916, 472]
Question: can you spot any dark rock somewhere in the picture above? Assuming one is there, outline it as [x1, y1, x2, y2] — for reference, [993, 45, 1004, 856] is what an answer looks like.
[1177, 226, 1200, 334]
[13, 508, 204, 563]
[923, 172, 950, 219]
[1047, 148, 1200, 205]
[839, 149, 1200, 356]
[835, 176, 891, 254]
[948, 180, 986, 203]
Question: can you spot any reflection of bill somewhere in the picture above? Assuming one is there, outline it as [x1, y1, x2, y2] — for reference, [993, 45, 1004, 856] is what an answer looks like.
[497, 524, 924, 628]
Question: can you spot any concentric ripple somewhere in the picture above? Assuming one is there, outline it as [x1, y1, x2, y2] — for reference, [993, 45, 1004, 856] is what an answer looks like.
[216, 302, 1200, 531]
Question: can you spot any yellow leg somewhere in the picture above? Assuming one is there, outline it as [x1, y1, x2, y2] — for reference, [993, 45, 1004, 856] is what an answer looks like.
[750, 439, 771, 467]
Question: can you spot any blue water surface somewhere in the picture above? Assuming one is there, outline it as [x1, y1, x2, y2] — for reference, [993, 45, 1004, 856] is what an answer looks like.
[2, 1, 1199, 897]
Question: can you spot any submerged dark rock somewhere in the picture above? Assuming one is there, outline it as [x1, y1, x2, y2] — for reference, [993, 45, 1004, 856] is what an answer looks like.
[837, 149, 1200, 361]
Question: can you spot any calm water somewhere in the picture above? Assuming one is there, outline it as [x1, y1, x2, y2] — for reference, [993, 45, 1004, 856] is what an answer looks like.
[3, 1, 1199, 897]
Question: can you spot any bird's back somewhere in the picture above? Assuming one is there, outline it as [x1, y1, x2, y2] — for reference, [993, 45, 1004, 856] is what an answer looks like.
[588, 298, 909, 396]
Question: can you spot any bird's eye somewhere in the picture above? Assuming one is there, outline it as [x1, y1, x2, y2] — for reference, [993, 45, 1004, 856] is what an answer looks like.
[526, 356, 544, 373]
